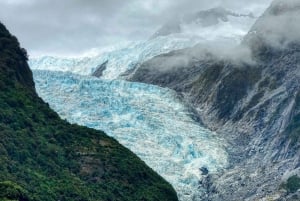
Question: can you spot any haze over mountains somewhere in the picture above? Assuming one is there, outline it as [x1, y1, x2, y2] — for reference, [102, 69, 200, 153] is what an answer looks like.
[1, 0, 300, 200]
[150, 6, 254, 39]
[29, 6, 259, 80]
[0, 0, 272, 56]
[27, 1, 300, 200]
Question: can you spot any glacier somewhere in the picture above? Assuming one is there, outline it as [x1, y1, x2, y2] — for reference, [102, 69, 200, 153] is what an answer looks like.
[29, 35, 203, 79]
[27, 10, 257, 199]
[33, 70, 228, 201]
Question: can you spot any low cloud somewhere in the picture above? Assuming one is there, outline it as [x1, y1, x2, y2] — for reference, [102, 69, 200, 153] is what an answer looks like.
[0, 0, 272, 56]
[143, 41, 255, 74]
[140, 0, 300, 74]
[248, 0, 300, 48]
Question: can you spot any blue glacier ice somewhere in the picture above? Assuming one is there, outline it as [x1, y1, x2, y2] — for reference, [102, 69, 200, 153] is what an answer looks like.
[33, 70, 228, 201]
[29, 35, 203, 79]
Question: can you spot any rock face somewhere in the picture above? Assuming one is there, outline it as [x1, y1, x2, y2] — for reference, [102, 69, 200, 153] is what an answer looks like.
[0, 22, 178, 201]
[130, 0, 300, 200]
[92, 60, 108, 77]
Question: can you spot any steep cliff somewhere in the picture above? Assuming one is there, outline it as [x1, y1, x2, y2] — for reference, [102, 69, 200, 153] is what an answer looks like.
[0, 22, 178, 201]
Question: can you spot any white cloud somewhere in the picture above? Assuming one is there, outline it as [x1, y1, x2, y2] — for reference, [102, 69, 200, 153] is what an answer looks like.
[247, 0, 300, 47]
[1, 0, 34, 5]
[0, 0, 273, 56]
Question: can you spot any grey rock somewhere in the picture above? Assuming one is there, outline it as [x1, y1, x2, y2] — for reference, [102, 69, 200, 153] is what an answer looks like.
[92, 60, 108, 77]
[129, 0, 300, 200]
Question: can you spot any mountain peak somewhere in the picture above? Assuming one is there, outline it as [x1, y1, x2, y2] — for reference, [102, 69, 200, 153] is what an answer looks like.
[244, 0, 300, 50]
[268, 0, 300, 16]
[151, 7, 255, 39]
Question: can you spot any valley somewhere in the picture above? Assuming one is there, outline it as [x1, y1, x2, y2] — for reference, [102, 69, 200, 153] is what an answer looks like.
[33, 70, 228, 201]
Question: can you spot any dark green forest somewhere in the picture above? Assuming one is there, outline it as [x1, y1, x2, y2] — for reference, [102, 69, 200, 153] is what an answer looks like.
[0, 22, 178, 201]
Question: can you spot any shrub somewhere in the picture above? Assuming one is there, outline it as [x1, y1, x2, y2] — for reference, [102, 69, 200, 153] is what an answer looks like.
[282, 175, 300, 193]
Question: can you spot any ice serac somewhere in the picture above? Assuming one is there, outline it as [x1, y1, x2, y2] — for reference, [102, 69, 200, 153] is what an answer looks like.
[33, 70, 228, 201]
[130, 0, 300, 200]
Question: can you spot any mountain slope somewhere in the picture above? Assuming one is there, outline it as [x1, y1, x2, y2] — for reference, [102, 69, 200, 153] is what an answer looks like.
[129, 0, 300, 200]
[0, 22, 178, 201]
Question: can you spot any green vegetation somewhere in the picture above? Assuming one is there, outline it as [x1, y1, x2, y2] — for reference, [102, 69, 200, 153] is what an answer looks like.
[282, 175, 300, 193]
[190, 61, 224, 103]
[0, 22, 178, 201]
[190, 62, 261, 120]
[0, 181, 29, 201]
[196, 62, 225, 89]
[215, 66, 261, 119]
[234, 75, 279, 122]
[258, 77, 277, 91]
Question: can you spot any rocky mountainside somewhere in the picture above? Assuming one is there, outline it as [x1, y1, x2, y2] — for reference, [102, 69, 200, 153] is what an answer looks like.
[129, 0, 300, 200]
[0, 22, 178, 201]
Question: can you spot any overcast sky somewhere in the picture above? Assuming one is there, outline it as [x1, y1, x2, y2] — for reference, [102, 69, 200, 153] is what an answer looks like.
[0, 0, 272, 57]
